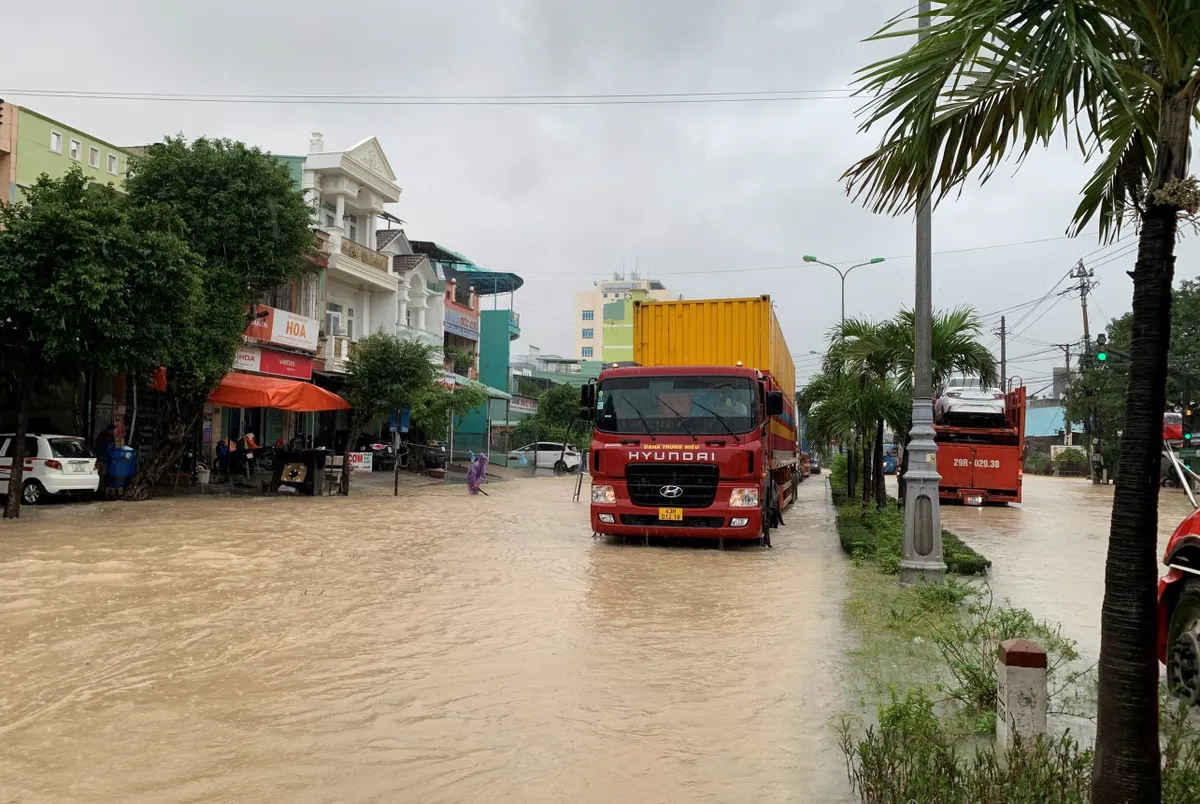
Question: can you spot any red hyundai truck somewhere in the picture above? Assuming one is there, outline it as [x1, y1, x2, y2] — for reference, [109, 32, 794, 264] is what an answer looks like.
[580, 296, 798, 546]
[935, 386, 1027, 505]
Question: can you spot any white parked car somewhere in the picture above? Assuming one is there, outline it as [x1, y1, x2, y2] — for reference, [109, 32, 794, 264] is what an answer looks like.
[0, 434, 100, 505]
[933, 378, 1007, 426]
[506, 442, 582, 471]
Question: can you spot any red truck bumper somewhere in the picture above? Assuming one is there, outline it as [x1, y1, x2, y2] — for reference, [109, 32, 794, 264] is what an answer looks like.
[590, 504, 763, 540]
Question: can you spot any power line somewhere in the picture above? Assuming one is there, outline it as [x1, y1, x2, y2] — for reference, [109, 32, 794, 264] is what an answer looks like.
[0, 87, 857, 107]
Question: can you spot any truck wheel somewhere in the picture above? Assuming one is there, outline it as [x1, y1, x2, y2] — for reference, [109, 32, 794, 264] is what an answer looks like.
[1167, 580, 1200, 706]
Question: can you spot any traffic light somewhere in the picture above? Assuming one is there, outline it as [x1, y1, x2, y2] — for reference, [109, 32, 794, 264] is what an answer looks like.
[1096, 333, 1107, 362]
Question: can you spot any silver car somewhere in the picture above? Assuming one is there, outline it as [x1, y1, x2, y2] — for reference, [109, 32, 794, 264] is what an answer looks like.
[934, 378, 1006, 426]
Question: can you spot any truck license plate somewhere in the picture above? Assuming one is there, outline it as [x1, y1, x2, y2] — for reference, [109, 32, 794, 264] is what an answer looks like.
[658, 507, 683, 521]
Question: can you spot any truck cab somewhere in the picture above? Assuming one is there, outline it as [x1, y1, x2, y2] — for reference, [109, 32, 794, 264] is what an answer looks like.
[582, 365, 787, 544]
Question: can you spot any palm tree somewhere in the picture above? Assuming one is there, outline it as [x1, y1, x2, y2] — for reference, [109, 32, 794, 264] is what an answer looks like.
[797, 368, 862, 498]
[836, 317, 913, 508]
[843, 4, 1199, 797]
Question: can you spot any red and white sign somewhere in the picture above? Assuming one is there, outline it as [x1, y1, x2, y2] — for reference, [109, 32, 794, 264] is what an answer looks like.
[234, 345, 314, 380]
[244, 306, 320, 352]
[347, 452, 373, 473]
[511, 395, 539, 415]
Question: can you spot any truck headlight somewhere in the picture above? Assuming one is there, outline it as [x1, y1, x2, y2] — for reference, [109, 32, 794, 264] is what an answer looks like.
[729, 487, 759, 507]
[592, 485, 616, 504]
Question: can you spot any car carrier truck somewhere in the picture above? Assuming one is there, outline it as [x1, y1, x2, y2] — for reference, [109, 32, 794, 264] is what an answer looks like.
[935, 385, 1027, 505]
[580, 295, 797, 546]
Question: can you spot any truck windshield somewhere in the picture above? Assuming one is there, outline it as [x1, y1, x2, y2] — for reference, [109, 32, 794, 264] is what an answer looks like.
[596, 376, 757, 436]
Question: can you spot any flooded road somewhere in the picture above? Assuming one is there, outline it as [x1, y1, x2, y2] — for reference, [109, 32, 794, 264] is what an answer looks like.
[940, 474, 1193, 662]
[0, 477, 850, 803]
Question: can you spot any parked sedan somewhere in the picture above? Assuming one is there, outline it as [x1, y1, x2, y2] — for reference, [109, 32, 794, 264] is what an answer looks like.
[933, 377, 1007, 426]
[506, 442, 582, 471]
[0, 433, 99, 504]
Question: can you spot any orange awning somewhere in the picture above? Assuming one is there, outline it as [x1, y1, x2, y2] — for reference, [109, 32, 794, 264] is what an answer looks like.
[208, 373, 351, 412]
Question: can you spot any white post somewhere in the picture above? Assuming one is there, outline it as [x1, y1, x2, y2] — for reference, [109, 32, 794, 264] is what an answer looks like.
[996, 638, 1048, 752]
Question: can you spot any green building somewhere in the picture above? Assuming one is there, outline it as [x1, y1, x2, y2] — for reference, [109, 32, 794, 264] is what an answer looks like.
[0, 103, 131, 203]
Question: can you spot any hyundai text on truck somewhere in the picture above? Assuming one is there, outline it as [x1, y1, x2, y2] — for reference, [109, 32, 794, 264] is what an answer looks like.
[580, 296, 797, 546]
[934, 385, 1027, 505]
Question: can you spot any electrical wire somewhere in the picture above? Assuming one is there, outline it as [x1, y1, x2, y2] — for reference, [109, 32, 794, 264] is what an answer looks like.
[0, 87, 859, 107]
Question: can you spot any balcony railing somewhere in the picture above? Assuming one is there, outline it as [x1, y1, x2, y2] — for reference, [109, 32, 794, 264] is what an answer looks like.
[323, 335, 352, 370]
[318, 229, 389, 272]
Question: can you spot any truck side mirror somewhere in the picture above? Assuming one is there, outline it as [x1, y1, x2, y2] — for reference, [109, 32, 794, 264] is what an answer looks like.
[766, 390, 785, 416]
[579, 384, 595, 421]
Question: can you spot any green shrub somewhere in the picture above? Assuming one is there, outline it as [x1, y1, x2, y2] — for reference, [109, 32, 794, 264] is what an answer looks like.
[1053, 447, 1087, 465]
[1025, 452, 1051, 475]
[829, 492, 990, 576]
[927, 590, 1086, 716]
[839, 690, 1200, 803]
[830, 452, 848, 490]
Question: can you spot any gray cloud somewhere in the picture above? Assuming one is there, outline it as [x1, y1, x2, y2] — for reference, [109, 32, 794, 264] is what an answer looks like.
[4, 0, 1191, 391]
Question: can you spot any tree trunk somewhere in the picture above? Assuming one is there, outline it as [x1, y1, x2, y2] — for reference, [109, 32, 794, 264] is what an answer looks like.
[874, 418, 886, 509]
[124, 394, 204, 501]
[1091, 89, 1193, 804]
[860, 440, 872, 507]
[3, 385, 32, 519]
[847, 446, 857, 499]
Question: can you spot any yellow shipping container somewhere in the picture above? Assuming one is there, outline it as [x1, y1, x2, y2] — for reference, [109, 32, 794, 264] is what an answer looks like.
[632, 295, 795, 396]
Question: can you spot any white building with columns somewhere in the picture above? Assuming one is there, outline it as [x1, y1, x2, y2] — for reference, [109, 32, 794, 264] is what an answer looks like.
[301, 133, 402, 374]
[376, 225, 445, 351]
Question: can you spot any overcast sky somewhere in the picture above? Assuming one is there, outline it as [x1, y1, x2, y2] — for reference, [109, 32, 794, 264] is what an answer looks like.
[5, 0, 1193, 392]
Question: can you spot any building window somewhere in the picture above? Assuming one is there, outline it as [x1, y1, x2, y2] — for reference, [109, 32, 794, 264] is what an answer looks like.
[581, 309, 595, 321]
[69, 139, 81, 161]
[262, 282, 294, 312]
[347, 307, 356, 340]
[301, 273, 320, 319]
[345, 215, 358, 243]
[49, 132, 62, 153]
[581, 347, 594, 358]
[88, 147, 100, 168]
[405, 308, 412, 328]
[325, 302, 344, 337]
[582, 328, 594, 339]
[107, 153, 118, 174]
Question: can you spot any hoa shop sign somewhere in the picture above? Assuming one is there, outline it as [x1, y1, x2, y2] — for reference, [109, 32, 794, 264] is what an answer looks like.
[234, 345, 314, 380]
[243, 306, 320, 352]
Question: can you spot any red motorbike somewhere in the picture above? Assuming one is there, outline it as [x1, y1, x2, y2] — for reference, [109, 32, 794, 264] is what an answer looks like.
[1159, 445, 1200, 706]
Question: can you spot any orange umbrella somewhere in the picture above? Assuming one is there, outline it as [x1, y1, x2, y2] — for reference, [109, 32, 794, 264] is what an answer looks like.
[208, 373, 350, 412]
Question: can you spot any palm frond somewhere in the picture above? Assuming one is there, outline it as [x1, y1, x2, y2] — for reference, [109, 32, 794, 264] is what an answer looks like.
[844, 1, 1132, 219]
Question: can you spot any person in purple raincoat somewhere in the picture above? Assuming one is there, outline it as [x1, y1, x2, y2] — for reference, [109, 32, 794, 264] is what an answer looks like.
[467, 453, 489, 494]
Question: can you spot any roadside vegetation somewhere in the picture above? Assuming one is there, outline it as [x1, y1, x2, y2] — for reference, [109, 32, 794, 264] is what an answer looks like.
[829, 454, 989, 576]
[840, 3, 1200, 796]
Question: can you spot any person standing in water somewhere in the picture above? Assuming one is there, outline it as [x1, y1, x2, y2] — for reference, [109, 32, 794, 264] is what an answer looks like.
[467, 453, 489, 495]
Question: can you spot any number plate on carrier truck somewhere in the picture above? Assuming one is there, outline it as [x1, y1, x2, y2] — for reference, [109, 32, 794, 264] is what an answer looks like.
[658, 507, 683, 521]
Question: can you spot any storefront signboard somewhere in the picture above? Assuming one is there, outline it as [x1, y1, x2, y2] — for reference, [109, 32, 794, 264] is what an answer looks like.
[348, 451, 374, 473]
[444, 309, 480, 341]
[511, 395, 539, 415]
[244, 306, 320, 352]
[234, 345, 314, 380]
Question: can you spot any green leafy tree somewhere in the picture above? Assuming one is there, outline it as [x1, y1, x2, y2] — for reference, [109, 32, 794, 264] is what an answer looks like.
[343, 335, 442, 491]
[511, 382, 586, 452]
[843, 4, 1200, 794]
[0, 169, 200, 518]
[122, 137, 314, 499]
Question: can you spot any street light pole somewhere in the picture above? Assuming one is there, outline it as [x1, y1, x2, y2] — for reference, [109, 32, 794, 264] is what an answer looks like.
[900, 0, 945, 585]
[802, 255, 885, 327]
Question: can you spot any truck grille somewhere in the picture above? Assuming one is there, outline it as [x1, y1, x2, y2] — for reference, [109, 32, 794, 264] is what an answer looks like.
[620, 514, 724, 528]
[625, 463, 719, 508]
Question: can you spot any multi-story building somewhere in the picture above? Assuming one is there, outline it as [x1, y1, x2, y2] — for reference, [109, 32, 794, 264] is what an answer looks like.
[376, 223, 446, 352]
[0, 102, 131, 203]
[573, 275, 673, 362]
[300, 133, 402, 376]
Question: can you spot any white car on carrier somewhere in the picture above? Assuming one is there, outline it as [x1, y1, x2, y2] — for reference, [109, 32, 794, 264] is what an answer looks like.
[0, 433, 100, 504]
[933, 378, 1007, 427]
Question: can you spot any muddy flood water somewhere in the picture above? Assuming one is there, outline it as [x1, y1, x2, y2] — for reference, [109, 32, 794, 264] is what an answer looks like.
[0, 477, 850, 803]
[939, 474, 1193, 664]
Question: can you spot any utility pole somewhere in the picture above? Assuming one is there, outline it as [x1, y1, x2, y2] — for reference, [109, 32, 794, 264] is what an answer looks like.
[998, 316, 1007, 390]
[1071, 259, 1100, 481]
[900, 0, 945, 586]
[1058, 343, 1073, 445]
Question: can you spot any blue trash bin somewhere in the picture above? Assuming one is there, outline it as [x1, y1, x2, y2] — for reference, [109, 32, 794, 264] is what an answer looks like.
[106, 446, 138, 489]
